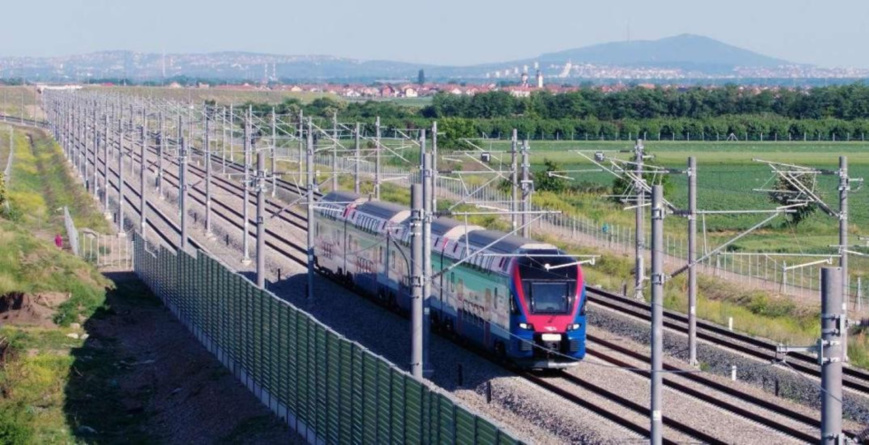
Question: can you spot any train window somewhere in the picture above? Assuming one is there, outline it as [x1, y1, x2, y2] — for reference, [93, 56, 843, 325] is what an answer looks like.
[457, 278, 464, 298]
[391, 251, 397, 271]
[510, 294, 520, 315]
[529, 282, 570, 314]
[494, 288, 499, 309]
[485, 289, 492, 309]
[450, 272, 455, 292]
[378, 246, 384, 263]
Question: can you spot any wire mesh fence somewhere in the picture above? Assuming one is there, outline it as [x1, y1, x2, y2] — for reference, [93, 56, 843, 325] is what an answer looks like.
[63, 205, 133, 270]
[132, 233, 520, 445]
[3, 128, 12, 182]
[63, 206, 80, 256]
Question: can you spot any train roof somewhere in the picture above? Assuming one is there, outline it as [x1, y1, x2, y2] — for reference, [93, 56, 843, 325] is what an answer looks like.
[321, 191, 367, 205]
[431, 217, 484, 240]
[355, 200, 410, 223]
[460, 230, 556, 254]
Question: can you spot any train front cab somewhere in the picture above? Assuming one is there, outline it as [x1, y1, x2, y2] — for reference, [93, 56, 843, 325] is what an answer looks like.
[507, 250, 587, 369]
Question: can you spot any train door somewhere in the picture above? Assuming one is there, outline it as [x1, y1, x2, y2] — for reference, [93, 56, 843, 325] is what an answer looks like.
[342, 219, 348, 277]
[456, 277, 464, 334]
[484, 288, 492, 347]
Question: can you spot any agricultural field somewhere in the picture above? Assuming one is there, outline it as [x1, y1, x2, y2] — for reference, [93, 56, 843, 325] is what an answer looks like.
[0, 86, 41, 121]
[467, 140, 869, 245]
[96, 85, 432, 107]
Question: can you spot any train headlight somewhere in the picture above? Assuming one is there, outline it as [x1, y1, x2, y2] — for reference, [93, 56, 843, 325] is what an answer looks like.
[518, 322, 534, 330]
[567, 323, 581, 331]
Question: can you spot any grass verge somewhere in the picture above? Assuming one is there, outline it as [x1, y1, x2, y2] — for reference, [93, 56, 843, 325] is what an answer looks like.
[3, 127, 109, 234]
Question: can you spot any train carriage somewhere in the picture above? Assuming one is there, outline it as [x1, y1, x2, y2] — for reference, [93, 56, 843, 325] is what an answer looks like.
[314, 192, 587, 369]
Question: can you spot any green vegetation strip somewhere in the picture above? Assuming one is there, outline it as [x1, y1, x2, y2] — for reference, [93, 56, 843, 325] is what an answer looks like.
[3, 128, 109, 233]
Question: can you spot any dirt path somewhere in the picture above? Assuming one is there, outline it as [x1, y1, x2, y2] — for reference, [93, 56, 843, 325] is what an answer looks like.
[65, 272, 304, 444]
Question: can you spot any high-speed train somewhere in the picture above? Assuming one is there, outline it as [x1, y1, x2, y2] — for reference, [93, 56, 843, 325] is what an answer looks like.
[313, 191, 587, 369]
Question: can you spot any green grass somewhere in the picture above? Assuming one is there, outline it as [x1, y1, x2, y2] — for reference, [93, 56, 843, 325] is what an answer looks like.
[0, 126, 112, 322]
[0, 219, 117, 442]
[0, 119, 155, 442]
[475, 139, 869, 164]
[429, 138, 869, 281]
[99, 86, 335, 106]
[0, 86, 41, 122]
[0, 219, 109, 324]
[0, 280, 162, 444]
[4, 127, 109, 234]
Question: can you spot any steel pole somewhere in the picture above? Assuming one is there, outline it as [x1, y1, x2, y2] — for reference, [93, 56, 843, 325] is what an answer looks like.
[298, 109, 304, 184]
[158, 112, 165, 199]
[820, 267, 844, 444]
[306, 118, 316, 304]
[354, 122, 361, 194]
[521, 140, 530, 238]
[256, 149, 266, 289]
[103, 113, 110, 216]
[839, 156, 849, 361]
[635, 139, 645, 300]
[242, 109, 251, 264]
[229, 104, 235, 167]
[128, 105, 134, 176]
[205, 107, 213, 237]
[650, 184, 664, 445]
[179, 128, 188, 251]
[117, 117, 125, 235]
[221, 107, 227, 173]
[332, 111, 338, 191]
[410, 183, 424, 381]
[432, 121, 438, 212]
[688, 156, 698, 366]
[375, 116, 381, 199]
[511, 129, 518, 231]
[92, 105, 98, 199]
[139, 110, 146, 234]
[271, 107, 276, 197]
[421, 133, 433, 378]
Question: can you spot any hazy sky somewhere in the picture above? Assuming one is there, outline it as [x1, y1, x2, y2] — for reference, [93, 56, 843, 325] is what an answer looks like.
[2, 0, 867, 68]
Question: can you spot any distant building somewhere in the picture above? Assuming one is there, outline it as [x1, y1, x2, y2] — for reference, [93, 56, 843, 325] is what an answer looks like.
[536, 70, 544, 89]
[380, 85, 397, 97]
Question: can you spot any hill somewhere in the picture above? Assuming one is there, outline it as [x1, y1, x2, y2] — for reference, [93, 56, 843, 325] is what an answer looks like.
[0, 34, 803, 81]
[533, 34, 791, 73]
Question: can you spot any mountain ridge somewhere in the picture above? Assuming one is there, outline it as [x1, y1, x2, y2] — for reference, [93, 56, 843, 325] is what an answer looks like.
[0, 34, 811, 81]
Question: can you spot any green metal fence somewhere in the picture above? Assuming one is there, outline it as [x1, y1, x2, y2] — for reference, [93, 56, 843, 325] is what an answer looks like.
[134, 235, 520, 444]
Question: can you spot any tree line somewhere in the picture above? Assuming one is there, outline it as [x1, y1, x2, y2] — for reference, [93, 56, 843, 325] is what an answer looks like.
[422, 85, 869, 121]
[239, 84, 869, 143]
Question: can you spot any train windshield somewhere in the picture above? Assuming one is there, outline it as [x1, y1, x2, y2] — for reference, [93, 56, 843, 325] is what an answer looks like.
[529, 282, 570, 314]
[517, 250, 579, 315]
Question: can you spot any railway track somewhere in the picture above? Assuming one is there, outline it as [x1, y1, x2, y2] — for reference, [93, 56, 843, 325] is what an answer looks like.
[587, 288, 869, 395]
[585, 334, 843, 442]
[196, 139, 869, 399]
[101, 141, 835, 443]
[58, 116, 861, 442]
